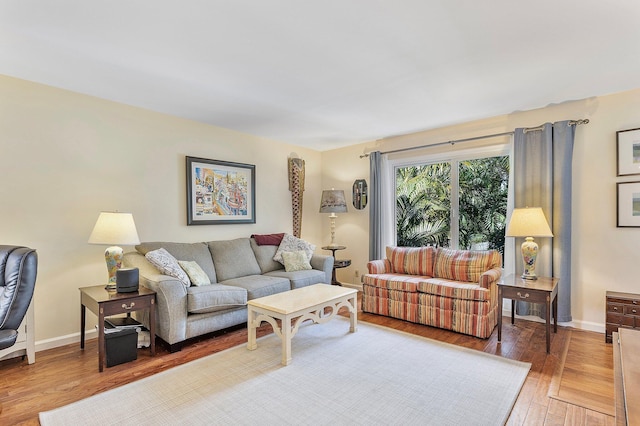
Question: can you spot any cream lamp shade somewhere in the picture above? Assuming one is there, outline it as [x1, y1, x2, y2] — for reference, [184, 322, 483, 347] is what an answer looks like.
[88, 212, 141, 290]
[319, 189, 347, 248]
[506, 207, 553, 280]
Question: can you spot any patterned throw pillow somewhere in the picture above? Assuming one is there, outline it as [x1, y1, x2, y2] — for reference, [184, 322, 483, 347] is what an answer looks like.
[433, 248, 497, 283]
[178, 260, 211, 286]
[386, 246, 435, 277]
[282, 250, 313, 272]
[273, 233, 315, 265]
[145, 248, 191, 287]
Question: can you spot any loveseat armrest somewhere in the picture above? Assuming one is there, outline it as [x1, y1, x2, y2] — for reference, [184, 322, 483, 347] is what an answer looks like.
[479, 267, 502, 289]
[367, 259, 391, 274]
[123, 252, 189, 345]
[310, 254, 333, 284]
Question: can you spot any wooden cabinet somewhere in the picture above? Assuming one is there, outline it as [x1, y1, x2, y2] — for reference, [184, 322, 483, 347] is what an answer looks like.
[606, 291, 640, 343]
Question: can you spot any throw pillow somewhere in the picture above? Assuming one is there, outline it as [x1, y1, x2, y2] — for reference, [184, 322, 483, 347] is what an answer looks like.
[145, 248, 191, 287]
[251, 233, 285, 246]
[178, 260, 211, 286]
[282, 250, 313, 272]
[273, 233, 315, 265]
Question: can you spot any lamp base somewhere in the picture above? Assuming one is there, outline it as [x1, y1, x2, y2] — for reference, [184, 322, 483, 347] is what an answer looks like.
[520, 237, 539, 280]
[104, 246, 124, 291]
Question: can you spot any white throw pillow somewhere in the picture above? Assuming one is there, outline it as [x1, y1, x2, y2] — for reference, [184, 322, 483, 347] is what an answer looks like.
[282, 250, 313, 272]
[178, 260, 211, 286]
[273, 234, 315, 265]
[145, 248, 191, 287]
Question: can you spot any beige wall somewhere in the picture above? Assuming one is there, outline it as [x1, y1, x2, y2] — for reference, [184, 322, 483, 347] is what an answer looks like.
[322, 89, 640, 332]
[0, 75, 324, 348]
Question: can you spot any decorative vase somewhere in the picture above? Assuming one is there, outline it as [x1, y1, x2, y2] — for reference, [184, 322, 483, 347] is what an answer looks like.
[521, 237, 538, 280]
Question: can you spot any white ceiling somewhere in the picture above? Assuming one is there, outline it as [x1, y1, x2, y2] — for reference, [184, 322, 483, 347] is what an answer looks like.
[2, 1, 639, 151]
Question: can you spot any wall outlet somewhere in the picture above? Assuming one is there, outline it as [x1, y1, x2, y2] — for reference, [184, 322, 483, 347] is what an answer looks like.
[354, 270, 359, 278]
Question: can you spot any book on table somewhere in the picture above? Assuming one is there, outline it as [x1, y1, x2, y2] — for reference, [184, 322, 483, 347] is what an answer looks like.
[105, 316, 142, 329]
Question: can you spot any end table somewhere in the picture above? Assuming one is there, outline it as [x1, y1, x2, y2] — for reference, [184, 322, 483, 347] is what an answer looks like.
[497, 274, 558, 353]
[322, 245, 351, 286]
[80, 285, 156, 372]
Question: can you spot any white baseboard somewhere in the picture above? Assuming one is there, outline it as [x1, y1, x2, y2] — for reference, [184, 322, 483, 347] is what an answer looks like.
[35, 329, 97, 353]
[340, 282, 363, 292]
[501, 308, 605, 334]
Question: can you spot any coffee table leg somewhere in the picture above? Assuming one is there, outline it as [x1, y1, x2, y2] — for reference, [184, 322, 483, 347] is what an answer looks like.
[349, 295, 357, 333]
[247, 306, 257, 351]
[282, 316, 292, 366]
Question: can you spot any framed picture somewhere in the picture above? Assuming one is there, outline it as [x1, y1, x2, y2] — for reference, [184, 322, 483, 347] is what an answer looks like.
[186, 156, 255, 225]
[617, 127, 640, 176]
[617, 181, 640, 227]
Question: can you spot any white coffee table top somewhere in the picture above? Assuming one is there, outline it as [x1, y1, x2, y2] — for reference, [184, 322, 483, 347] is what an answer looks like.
[247, 284, 357, 315]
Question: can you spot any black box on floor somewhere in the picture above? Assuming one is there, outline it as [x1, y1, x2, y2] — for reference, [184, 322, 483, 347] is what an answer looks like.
[105, 326, 138, 367]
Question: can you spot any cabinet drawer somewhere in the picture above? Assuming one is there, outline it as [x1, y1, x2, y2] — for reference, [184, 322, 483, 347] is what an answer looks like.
[607, 312, 635, 327]
[607, 296, 640, 305]
[500, 286, 548, 304]
[607, 303, 625, 314]
[624, 305, 640, 316]
[101, 296, 153, 316]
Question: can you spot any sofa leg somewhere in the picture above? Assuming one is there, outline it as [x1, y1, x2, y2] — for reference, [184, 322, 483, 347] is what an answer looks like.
[168, 342, 183, 353]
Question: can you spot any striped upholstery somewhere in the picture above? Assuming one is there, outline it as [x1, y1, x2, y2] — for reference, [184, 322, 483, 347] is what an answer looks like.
[386, 246, 436, 276]
[362, 247, 502, 339]
[433, 248, 501, 284]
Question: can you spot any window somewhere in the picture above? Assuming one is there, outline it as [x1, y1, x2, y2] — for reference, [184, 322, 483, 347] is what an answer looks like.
[394, 148, 509, 255]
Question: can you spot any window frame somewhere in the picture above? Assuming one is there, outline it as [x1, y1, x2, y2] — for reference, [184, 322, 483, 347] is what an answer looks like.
[390, 144, 510, 249]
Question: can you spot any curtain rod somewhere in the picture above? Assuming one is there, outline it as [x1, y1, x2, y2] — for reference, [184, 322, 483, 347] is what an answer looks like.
[359, 119, 589, 158]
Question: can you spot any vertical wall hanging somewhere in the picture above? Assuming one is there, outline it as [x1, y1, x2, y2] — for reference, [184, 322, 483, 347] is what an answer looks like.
[288, 154, 305, 238]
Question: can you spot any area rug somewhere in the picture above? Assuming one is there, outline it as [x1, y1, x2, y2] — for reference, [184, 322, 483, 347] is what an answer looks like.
[40, 318, 530, 425]
[548, 330, 614, 415]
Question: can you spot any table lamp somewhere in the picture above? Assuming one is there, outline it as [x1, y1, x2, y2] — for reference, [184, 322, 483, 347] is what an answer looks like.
[505, 207, 553, 280]
[88, 211, 141, 290]
[319, 189, 347, 248]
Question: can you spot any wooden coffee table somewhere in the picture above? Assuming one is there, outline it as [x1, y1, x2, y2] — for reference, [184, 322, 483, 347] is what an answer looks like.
[247, 284, 357, 365]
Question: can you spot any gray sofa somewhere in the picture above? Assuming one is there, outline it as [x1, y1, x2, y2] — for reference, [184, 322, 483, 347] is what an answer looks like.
[123, 237, 333, 351]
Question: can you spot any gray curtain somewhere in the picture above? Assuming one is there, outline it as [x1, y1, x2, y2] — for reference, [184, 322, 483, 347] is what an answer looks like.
[369, 151, 384, 261]
[513, 121, 574, 322]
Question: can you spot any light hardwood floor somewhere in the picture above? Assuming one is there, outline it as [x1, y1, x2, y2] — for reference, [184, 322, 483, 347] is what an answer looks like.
[0, 299, 615, 425]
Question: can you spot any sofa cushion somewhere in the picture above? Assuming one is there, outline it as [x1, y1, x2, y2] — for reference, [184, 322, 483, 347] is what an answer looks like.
[265, 269, 327, 290]
[416, 278, 490, 302]
[208, 238, 262, 282]
[362, 273, 426, 292]
[282, 250, 312, 272]
[220, 275, 290, 300]
[386, 246, 435, 277]
[187, 284, 247, 314]
[273, 234, 315, 264]
[136, 242, 217, 283]
[250, 238, 284, 274]
[178, 260, 211, 286]
[433, 248, 499, 283]
[145, 248, 191, 287]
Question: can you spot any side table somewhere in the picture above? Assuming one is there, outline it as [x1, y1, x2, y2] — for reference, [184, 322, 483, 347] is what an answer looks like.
[322, 245, 351, 286]
[497, 274, 558, 354]
[80, 285, 156, 372]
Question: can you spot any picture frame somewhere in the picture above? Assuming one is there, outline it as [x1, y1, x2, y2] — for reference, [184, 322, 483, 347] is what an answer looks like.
[616, 181, 640, 227]
[186, 156, 255, 225]
[616, 127, 640, 176]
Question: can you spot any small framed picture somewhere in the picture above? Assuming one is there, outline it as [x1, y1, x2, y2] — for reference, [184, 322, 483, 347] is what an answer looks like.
[617, 181, 640, 227]
[616, 128, 640, 176]
[186, 156, 256, 225]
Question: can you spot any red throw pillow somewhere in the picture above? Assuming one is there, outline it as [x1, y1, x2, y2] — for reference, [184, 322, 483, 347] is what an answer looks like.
[251, 233, 285, 246]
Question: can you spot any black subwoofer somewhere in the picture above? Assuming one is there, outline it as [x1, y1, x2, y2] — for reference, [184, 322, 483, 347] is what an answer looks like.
[116, 267, 139, 293]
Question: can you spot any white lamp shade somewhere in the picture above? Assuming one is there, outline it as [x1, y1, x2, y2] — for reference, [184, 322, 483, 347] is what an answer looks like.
[505, 207, 553, 237]
[319, 190, 348, 213]
[88, 212, 141, 245]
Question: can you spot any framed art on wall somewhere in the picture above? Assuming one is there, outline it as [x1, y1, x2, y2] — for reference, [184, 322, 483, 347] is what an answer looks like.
[186, 156, 255, 225]
[616, 127, 640, 176]
[617, 181, 640, 227]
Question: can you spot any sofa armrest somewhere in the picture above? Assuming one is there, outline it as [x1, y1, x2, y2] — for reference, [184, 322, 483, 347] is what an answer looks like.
[310, 254, 333, 284]
[479, 267, 502, 289]
[123, 252, 188, 345]
[367, 259, 391, 274]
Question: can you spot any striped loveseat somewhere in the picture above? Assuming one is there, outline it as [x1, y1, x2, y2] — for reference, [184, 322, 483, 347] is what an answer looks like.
[362, 246, 502, 338]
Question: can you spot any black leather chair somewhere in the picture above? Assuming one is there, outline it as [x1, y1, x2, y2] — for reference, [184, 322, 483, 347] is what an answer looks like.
[0, 246, 37, 351]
